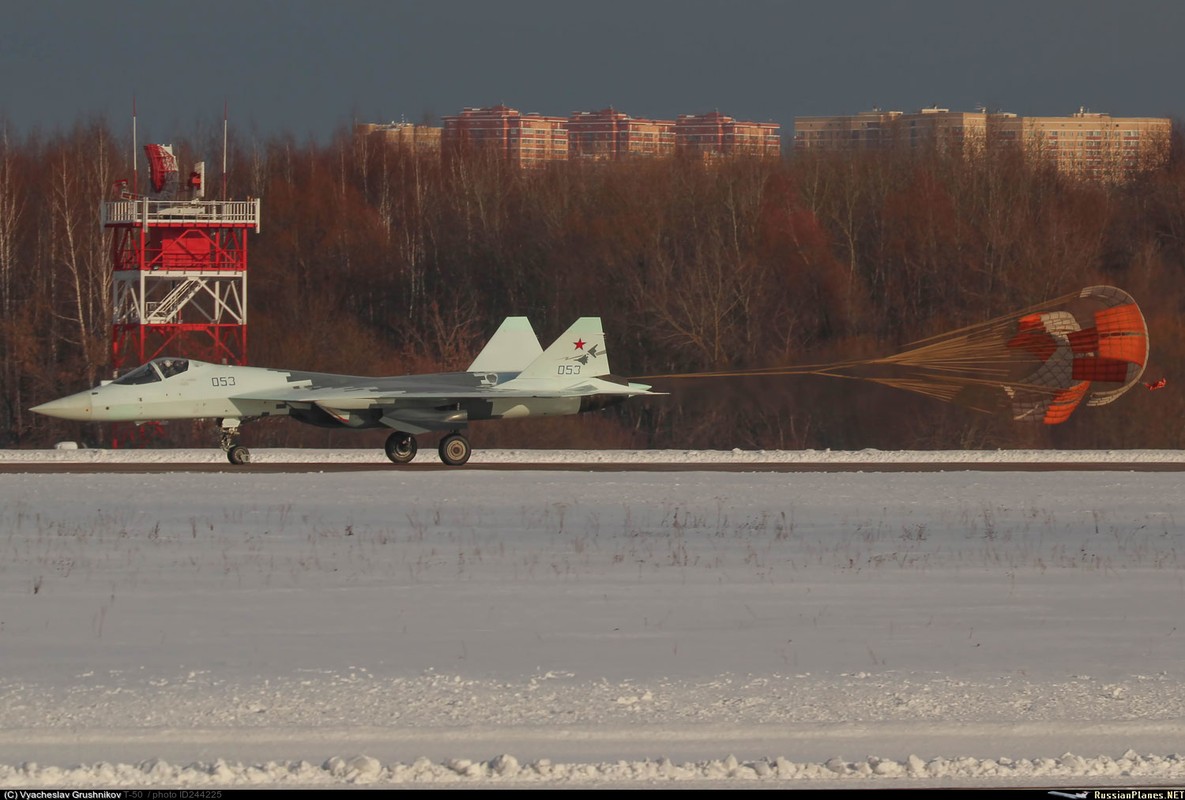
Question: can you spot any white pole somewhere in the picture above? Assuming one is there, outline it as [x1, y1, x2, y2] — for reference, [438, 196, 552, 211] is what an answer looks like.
[222, 99, 228, 201]
[132, 95, 138, 196]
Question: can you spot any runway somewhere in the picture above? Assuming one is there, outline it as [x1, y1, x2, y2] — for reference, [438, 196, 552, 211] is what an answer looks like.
[3, 460, 1185, 473]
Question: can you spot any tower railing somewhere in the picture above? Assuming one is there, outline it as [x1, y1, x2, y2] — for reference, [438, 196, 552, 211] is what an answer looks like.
[101, 198, 261, 231]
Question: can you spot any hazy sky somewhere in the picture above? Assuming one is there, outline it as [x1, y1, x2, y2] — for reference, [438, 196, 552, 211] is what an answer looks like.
[3, 0, 1184, 144]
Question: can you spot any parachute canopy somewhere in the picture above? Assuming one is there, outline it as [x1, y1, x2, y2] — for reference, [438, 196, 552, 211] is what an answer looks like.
[639, 286, 1149, 426]
[998, 286, 1147, 423]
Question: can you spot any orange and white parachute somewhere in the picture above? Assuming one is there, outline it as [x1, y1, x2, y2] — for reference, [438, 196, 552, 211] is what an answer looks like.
[1000, 286, 1147, 423]
[639, 286, 1150, 426]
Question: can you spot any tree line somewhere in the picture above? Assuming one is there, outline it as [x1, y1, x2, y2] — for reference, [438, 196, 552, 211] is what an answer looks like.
[4, 118, 1185, 451]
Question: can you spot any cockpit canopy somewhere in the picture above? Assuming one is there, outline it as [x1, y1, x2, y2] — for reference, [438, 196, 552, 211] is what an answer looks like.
[112, 358, 191, 385]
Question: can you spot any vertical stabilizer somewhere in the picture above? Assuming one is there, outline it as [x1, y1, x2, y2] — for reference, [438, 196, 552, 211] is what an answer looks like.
[515, 317, 610, 380]
[467, 317, 542, 372]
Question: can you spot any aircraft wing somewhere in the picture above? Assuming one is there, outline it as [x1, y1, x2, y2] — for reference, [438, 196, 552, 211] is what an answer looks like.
[229, 383, 614, 408]
[230, 380, 651, 433]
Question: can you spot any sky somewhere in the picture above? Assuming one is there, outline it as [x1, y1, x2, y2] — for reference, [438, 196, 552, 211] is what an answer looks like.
[0, 447, 1183, 787]
[3, 1, 1185, 144]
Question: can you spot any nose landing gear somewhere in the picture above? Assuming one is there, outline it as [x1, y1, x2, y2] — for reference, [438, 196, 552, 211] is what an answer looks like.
[219, 419, 250, 465]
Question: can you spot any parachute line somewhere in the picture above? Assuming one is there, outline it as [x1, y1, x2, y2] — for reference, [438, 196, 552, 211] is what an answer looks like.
[635, 286, 1149, 426]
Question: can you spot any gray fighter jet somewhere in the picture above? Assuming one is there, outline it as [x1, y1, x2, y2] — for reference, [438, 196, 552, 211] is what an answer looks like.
[31, 317, 661, 466]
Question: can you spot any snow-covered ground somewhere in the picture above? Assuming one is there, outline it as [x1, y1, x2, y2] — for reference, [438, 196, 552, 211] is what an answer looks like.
[1, 448, 1183, 788]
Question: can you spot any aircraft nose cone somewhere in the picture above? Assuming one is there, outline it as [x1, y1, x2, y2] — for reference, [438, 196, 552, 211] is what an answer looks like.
[31, 394, 92, 421]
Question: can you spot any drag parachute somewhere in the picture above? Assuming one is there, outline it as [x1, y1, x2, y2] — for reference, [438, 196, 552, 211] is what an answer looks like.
[640, 286, 1149, 426]
[997, 286, 1147, 423]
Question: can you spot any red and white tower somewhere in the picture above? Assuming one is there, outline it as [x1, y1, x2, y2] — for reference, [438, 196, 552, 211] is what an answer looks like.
[103, 141, 260, 373]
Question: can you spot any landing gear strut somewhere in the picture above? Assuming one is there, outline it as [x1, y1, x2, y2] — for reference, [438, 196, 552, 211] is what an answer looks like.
[438, 431, 471, 467]
[219, 419, 250, 465]
[384, 431, 418, 464]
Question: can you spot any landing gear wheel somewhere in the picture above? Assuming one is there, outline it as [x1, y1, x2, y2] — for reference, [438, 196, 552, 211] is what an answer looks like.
[385, 431, 418, 464]
[438, 433, 471, 467]
[226, 445, 251, 465]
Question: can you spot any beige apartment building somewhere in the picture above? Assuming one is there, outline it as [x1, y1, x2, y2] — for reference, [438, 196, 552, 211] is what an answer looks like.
[794, 107, 1171, 180]
[1017, 110, 1171, 180]
[795, 107, 1020, 152]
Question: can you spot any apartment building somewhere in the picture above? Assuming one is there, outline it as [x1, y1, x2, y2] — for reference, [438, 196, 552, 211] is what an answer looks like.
[441, 105, 569, 168]
[793, 108, 903, 150]
[355, 122, 442, 154]
[794, 107, 1021, 153]
[566, 108, 676, 160]
[676, 111, 782, 159]
[794, 107, 1170, 179]
[362, 105, 784, 167]
[1017, 110, 1171, 180]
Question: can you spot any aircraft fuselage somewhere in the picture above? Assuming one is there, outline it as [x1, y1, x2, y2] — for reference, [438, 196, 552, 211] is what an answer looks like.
[34, 358, 616, 430]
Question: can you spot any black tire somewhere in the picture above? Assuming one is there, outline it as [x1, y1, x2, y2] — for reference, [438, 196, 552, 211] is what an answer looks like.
[437, 433, 471, 467]
[227, 445, 251, 465]
[385, 431, 418, 464]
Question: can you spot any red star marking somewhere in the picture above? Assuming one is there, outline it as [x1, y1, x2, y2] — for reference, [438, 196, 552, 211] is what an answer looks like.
[573, 339, 586, 350]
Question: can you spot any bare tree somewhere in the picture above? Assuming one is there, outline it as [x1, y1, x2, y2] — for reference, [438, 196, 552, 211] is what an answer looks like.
[47, 122, 115, 387]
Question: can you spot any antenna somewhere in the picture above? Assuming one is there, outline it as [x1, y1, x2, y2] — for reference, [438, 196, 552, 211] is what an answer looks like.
[189, 161, 205, 199]
[222, 99, 228, 201]
[132, 95, 138, 196]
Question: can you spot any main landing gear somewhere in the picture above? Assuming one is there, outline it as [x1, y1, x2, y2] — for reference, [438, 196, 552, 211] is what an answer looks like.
[437, 432, 472, 466]
[384, 430, 472, 467]
[384, 431, 418, 463]
[219, 418, 250, 465]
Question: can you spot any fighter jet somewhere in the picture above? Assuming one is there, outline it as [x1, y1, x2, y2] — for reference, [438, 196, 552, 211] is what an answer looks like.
[31, 317, 661, 466]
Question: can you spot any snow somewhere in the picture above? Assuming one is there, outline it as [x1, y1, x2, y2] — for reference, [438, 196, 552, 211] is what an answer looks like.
[1, 447, 1183, 788]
